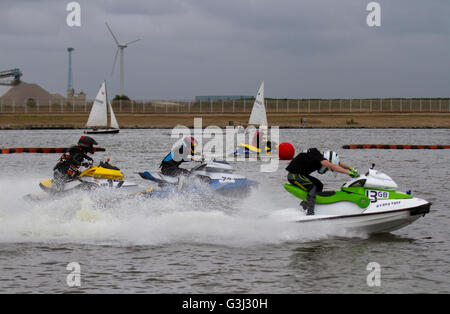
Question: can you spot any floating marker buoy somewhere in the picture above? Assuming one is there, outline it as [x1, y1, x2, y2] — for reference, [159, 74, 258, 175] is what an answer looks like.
[0, 147, 106, 154]
[278, 142, 295, 160]
[342, 144, 450, 149]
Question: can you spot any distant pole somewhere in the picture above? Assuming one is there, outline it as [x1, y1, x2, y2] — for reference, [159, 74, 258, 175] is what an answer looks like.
[120, 48, 125, 96]
[67, 47, 74, 93]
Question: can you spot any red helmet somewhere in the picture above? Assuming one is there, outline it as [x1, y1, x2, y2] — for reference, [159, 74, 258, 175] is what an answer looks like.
[78, 136, 98, 153]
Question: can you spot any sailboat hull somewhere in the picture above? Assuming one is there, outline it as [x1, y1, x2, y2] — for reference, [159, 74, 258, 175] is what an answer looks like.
[85, 129, 120, 134]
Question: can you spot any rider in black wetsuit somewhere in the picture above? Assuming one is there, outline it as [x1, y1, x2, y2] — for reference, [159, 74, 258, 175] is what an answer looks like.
[286, 148, 359, 215]
[52, 136, 98, 192]
[160, 136, 197, 177]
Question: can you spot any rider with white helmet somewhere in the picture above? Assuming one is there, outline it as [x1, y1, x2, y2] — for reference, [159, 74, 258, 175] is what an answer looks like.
[286, 148, 359, 215]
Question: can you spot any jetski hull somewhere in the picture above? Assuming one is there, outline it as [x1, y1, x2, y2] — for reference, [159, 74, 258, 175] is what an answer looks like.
[139, 160, 259, 198]
[139, 171, 258, 198]
[233, 143, 276, 157]
[295, 202, 431, 234]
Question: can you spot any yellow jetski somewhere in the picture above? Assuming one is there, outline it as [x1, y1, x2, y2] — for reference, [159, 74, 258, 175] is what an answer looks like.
[25, 160, 139, 201]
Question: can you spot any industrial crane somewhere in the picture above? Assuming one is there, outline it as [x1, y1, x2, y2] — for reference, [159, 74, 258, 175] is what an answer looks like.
[0, 68, 22, 86]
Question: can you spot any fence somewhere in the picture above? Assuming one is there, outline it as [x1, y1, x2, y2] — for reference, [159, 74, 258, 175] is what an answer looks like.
[0, 98, 449, 114]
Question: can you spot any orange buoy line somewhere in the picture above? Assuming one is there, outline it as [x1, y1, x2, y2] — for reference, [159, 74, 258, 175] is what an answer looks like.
[342, 144, 450, 149]
[0, 147, 106, 154]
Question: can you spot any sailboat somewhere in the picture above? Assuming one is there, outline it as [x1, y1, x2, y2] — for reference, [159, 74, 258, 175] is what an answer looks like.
[85, 81, 120, 134]
[233, 81, 276, 156]
[248, 81, 267, 127]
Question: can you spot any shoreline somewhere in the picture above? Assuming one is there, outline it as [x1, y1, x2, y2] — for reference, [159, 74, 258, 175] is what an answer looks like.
[0, 112, 449, 129]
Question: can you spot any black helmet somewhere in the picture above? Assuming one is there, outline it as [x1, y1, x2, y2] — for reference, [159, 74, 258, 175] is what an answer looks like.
[78, 136, 98, 153]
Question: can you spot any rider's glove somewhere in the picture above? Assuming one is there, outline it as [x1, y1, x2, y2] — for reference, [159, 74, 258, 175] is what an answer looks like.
[81, 162, 90, 167]
[349, 170, 360, 178]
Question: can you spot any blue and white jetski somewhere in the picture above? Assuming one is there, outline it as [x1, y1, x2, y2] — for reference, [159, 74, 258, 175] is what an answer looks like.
[139, 159, 259, 198]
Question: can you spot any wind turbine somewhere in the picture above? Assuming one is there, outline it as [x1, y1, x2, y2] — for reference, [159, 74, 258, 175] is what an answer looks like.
[106, 22, 140, 96]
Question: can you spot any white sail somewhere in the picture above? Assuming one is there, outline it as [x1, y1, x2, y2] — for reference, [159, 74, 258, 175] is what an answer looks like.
[108, 101, 119, 129]
[86, 81, 108, 128]
[248, 81, 267, 127]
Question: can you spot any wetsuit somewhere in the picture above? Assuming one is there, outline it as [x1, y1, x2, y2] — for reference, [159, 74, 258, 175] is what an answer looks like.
[160, 145, 191, 177]
[53, 146, 93, 192]
[286, 148, 326, 215]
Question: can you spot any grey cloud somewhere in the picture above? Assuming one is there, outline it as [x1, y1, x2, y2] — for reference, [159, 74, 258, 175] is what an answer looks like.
[0, 0, 449, 99]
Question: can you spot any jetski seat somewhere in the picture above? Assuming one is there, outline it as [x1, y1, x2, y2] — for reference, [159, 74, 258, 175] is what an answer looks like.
[284, 184, 371, 208]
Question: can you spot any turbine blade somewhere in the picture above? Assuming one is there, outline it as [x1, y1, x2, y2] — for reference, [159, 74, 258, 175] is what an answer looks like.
[111, 47, 119, 75]
[124, 38, 141, 46]
[105, 22, 120, 46]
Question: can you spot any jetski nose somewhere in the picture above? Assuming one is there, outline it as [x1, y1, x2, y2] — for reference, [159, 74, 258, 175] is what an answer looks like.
[410, 202, 431, 216]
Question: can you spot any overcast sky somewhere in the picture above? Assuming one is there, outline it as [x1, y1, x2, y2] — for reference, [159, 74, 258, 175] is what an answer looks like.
[1, 0, 449, 99]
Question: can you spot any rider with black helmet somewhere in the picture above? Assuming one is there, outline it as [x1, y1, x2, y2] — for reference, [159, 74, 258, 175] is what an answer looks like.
[52, 136, 98, 192]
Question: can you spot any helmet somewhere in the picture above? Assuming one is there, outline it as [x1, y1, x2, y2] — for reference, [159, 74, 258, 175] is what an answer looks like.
[318, 151, 340, 174]
[78, 136, 98, 153]
[182, 136, 197, 155]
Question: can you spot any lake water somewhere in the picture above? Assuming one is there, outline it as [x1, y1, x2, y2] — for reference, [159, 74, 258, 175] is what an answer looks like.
[0, 128, 449, 294]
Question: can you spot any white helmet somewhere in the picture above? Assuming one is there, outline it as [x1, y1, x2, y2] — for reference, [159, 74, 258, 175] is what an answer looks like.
[318, 151, 340, 174]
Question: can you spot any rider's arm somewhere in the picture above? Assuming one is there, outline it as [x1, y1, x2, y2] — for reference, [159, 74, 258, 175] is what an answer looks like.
[338, 161, 351, 170]
[191, 153, 205, 162]
[320, 160, 351, 175]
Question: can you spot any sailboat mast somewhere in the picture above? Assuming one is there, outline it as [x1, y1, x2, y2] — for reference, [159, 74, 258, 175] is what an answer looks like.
[104, 80, 110, 129]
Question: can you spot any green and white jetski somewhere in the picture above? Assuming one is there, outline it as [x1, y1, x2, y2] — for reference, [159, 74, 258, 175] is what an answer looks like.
[284, 165, 431, 234]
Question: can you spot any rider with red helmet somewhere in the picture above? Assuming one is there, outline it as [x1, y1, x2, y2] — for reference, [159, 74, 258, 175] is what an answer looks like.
[52, 136, 98, 192]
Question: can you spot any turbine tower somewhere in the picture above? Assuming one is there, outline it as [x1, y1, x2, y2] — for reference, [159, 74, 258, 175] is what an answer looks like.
[67, 47, 74, 96]
[106, 22, 140, 96]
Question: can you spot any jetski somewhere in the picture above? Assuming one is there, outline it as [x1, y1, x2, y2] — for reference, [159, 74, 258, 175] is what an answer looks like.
[284, 165, 431, 234]
[24, 160, 138, 201]
[139, 159, 259, 197]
